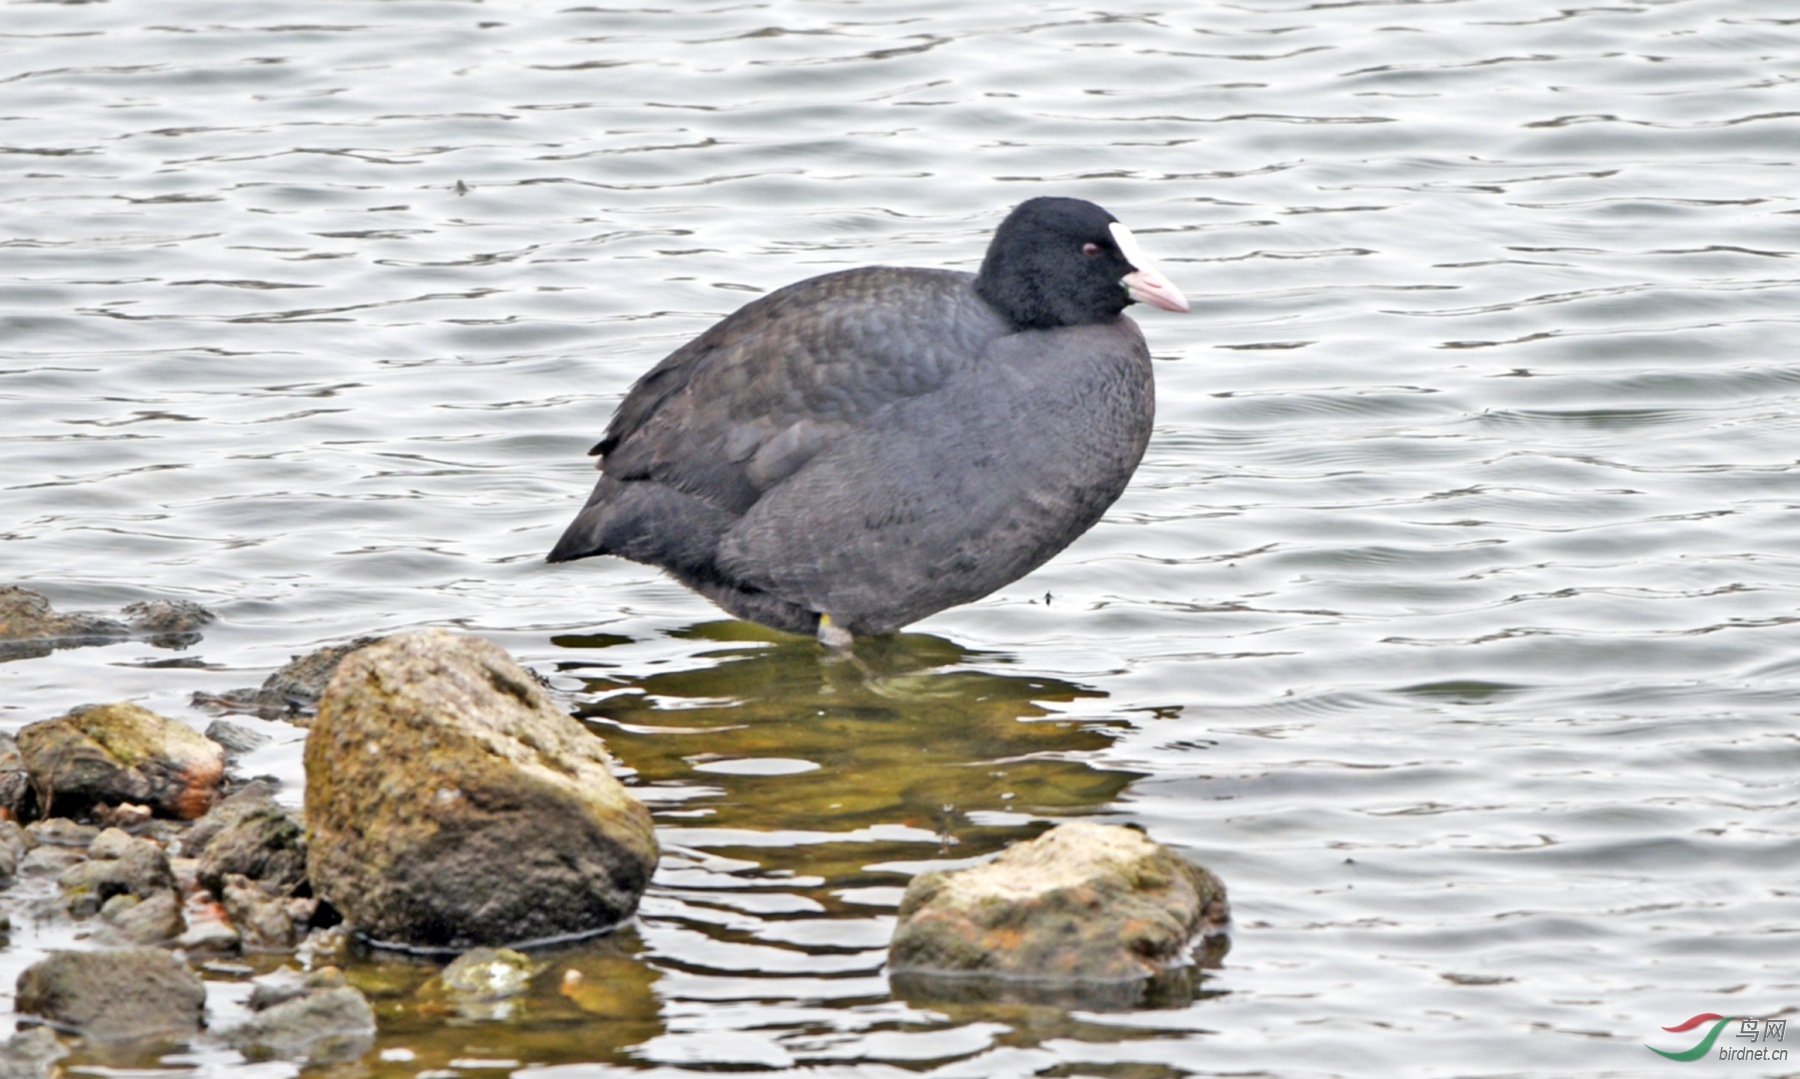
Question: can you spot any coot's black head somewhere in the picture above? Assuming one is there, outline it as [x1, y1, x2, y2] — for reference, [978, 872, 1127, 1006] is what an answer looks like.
[973, 196, 1189, 331]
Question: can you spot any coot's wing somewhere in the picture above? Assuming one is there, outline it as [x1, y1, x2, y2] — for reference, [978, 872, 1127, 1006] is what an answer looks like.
[714, 320, 1156, 634]
[596, 267, 1007, 514]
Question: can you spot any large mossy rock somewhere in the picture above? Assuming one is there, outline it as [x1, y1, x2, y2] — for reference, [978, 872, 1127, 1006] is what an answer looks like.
[304, 629, 658, 950]
[16, 703, 224, 821]
[15, 947, 205, 1040]
[888, 821, 1229, 982]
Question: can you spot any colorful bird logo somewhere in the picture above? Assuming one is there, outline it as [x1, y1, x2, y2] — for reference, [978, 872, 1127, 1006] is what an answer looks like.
[1647, 1014, 1735, 1061]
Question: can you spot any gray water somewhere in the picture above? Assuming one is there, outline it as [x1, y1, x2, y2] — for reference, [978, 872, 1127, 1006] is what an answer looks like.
[2, 0, 1797, 1075]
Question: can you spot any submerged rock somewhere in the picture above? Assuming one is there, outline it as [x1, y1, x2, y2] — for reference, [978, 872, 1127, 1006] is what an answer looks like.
[16, 702, 224, 821]
[0, 587, 128, 660]
[888, 822, 1229, 984]
[15, 947, 206, 1040]
[0, 587, 213, 660]
[305, 629, 658, 950]
[247, 965, 347, 1011]
[118, 598, 214, 650]
[440, 947, 536, 1001]
[416, 947, 538, 1021]
[225, 969, 375, 1065]
[194, 637, 382, 722]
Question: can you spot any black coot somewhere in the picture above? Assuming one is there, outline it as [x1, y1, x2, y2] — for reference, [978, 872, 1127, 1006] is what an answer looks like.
[548, 197, 1188, 645]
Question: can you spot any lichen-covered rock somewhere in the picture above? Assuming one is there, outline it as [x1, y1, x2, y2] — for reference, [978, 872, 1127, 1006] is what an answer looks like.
[17, 703, 224, 820]
[15, 947, 205, 1040]
[195, 637, 382, 722]
[186, 781, 307, 896]
[224, 980, 375, 1064]
[305, 629, 658, 950]
[888, 822, 1229, 983]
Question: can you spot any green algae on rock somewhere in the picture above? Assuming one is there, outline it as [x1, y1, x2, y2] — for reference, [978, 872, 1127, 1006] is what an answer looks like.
[16, 702, 225, 821]
[888, 821, 1229, 984]
[436, 946, 537, 1001]
[417, 946, 540, 1021]
[304, 629, 658, 951]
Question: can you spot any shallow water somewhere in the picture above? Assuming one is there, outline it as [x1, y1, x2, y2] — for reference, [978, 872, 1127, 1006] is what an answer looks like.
[3, 0, 1798, 1075]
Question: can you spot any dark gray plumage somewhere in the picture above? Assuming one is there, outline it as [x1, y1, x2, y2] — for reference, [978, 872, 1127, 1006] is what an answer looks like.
[548, 197, 1188, 642]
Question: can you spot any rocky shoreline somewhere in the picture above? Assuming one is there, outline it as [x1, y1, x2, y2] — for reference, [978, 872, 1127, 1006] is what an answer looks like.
[0, 588, 1229, 1067]
[2, 593, 664, 1066]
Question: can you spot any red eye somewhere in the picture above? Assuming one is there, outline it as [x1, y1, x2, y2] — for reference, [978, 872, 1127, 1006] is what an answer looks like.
[1082, 242, 1102, 257]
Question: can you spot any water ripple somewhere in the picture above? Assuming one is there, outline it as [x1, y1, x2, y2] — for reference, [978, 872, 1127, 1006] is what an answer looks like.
[2, 0, 1798, 1074]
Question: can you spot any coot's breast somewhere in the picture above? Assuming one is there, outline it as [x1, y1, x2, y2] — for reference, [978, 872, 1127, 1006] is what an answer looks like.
[716, 315, 1155, 635]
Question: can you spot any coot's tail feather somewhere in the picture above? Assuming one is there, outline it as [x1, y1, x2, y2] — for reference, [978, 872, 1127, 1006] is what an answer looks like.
[548, 478, 821, 636]
[546, 478, 733, 574]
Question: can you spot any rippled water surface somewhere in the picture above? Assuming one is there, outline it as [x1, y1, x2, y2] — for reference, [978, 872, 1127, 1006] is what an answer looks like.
[3, 0, 1798, 1075]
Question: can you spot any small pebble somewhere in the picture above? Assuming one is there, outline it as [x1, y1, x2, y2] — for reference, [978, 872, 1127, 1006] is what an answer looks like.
[92, 802, 153, 829]
[175, 898, 241, 952]
[204, 719, 273, 757]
